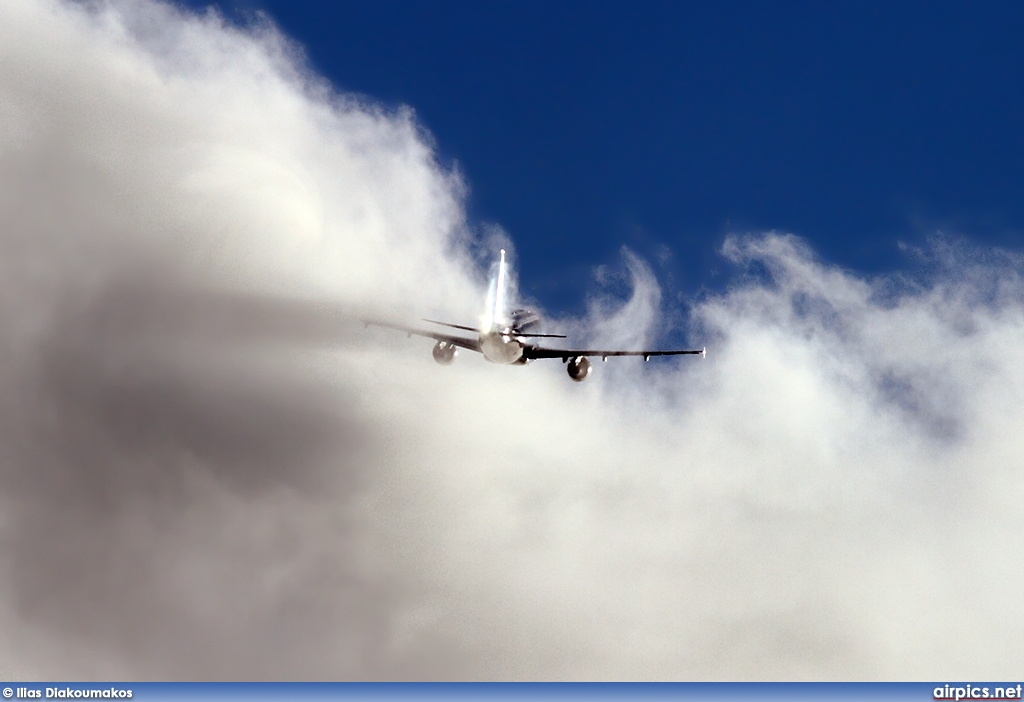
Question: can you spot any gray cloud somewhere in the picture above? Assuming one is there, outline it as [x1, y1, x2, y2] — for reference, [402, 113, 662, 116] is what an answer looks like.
[1, 0, 1023, 681]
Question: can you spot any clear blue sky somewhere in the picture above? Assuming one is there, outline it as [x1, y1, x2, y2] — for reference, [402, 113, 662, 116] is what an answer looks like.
[194, 0, 1024, 315]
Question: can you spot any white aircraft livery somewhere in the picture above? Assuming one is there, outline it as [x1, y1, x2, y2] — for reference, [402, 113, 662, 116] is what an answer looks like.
[372, 250, 706, 381]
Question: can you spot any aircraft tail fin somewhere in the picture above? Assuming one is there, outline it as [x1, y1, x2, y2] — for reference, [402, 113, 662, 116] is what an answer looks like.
[492, 249, 508, 328]
[481, 249, 512, 331]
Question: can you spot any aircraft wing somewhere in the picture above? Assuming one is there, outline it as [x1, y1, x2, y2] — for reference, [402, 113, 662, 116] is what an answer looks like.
[522, 344, 706, 361]
[365, 320, 482, 353]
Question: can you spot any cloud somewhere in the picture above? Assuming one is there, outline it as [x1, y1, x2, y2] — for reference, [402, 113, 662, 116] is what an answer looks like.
[1, 0, 1023, 681]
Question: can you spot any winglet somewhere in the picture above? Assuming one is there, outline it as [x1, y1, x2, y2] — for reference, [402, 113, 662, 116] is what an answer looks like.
[702, 346, 707, 358]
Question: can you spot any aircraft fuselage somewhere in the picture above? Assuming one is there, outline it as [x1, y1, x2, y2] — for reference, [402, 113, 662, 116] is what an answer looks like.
[479, 329, 525, 364]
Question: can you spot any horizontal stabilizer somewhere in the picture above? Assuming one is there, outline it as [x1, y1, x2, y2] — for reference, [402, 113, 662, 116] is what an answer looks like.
[422, 319, 478, 333]
[424, 318, 566, 338]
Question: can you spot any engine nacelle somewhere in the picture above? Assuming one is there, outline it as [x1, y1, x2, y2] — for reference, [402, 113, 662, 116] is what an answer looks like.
[432, 340, 458, 365]
[567, 356, 591, 382]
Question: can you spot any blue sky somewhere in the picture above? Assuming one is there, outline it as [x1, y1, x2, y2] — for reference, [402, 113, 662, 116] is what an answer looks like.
[197, 0, 1024, 315]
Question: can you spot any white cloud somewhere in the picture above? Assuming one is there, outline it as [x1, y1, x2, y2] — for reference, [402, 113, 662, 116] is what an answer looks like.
[1, 0, 1022, 681]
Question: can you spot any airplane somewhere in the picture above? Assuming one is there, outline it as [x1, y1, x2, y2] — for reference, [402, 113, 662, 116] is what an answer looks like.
[370, 250, 706, 381]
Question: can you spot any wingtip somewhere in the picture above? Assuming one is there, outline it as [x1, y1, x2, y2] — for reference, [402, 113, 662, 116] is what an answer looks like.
[702, 346, 707, 358]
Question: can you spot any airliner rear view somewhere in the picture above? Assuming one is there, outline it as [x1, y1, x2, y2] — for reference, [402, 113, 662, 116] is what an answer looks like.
[372, 250, 705, 381]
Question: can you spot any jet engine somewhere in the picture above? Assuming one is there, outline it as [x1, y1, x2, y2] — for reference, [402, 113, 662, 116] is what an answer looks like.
[567, 356, 591, 382]
[432, 340, 458, 365]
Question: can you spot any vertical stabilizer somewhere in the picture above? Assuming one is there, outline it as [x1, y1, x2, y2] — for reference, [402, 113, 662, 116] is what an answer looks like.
[493, 249, 508, 328]
[482, 249, 510, 332]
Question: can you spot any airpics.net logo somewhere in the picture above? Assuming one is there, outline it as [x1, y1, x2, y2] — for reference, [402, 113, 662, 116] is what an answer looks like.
[934, 684, 1023, 701]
